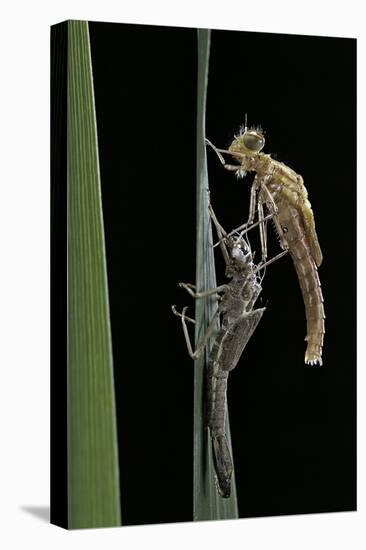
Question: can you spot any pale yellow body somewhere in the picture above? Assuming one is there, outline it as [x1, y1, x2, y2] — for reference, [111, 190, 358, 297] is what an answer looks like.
[227, 134, 325, 365]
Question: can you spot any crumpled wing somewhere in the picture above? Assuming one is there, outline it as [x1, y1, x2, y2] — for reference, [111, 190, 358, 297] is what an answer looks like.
[293, 176, 323, 267]
[300, 198, 323, 267]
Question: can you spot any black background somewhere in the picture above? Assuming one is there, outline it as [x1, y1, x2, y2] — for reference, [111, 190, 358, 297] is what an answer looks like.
[89, 22, 356, 525]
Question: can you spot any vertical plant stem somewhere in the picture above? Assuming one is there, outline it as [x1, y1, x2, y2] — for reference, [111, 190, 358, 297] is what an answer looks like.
[194, 28, 239, 521]
[67, 20, 121, 529]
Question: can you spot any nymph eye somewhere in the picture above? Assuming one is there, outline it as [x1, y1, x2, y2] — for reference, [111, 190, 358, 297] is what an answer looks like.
[232, 245, 244, 258]
[243, 132, 265, 152]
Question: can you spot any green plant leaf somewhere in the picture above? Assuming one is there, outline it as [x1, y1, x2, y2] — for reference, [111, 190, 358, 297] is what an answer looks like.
[193, 28, 239, 521]
[67, 20, 121, 529]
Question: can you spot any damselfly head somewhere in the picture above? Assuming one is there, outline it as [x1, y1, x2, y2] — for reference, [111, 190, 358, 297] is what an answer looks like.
[230, 126, 265, 155]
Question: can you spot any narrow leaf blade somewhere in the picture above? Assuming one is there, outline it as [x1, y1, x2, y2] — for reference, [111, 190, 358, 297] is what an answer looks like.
[67, 20, 121, 529]
[194, 28, 239, 521]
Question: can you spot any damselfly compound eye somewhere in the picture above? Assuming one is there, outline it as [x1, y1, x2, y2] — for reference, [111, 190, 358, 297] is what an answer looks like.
[243, 132, 265, 152]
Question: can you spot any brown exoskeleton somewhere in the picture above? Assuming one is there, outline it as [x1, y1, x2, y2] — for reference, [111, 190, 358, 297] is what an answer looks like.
[206, 122, 325, 366]
[172, 193, 286, 498]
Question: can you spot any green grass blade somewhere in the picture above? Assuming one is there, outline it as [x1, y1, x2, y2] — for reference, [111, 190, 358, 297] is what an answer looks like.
[194, 28, 239, 521]
[67, 20, 121, 529]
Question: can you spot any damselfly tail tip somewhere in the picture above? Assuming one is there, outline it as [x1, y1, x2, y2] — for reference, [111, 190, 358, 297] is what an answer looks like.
[305, 356, 323, 367]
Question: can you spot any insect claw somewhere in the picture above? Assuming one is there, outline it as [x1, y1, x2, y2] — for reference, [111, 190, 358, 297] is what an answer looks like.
[179, 282, 196, 291]
[213, 238, 225, 249]
[205, 138, 227, 165]
[172, 304, 196, 324]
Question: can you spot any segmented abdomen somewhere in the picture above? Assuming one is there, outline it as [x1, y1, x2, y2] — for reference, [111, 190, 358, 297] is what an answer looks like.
[272, 190, 325, 365]
[206, 329, 229, 437]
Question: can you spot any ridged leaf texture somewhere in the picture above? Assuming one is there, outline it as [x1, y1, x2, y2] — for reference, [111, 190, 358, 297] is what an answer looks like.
[67, 20, 121, 529]
[194, 28, 239, 521]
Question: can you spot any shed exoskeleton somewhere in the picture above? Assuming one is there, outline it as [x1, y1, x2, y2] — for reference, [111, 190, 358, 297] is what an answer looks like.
[172, 193, 286, 497]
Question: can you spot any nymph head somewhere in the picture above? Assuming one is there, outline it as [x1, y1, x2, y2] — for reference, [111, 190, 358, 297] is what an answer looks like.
[225, 236, 252, 278]
[228, 236, 252, 265]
